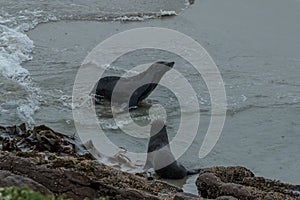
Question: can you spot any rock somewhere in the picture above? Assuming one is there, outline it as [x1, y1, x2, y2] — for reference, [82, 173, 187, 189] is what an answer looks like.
[219, 183, 251, 199]
[173, 192, 204, 200]
[173, 192, 238, 200]
[216, 196, 238, 200]
[0, 170, 52, 195]
[197, 173, 222, 198]
[196, 166, 300, 200]
[0, 124, 89, 156]
[0, 124, 186, 199]
[1, 124, 300, 200]
[0, 151, 182, 200]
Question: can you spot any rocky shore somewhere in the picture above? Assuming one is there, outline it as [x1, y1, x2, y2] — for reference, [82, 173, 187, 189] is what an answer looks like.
[1, 124, 299, 200]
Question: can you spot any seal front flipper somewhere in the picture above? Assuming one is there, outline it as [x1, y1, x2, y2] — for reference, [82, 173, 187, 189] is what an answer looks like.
[186, 168, 201, 175]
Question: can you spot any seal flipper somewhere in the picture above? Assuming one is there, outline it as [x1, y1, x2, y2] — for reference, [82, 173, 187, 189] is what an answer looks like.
[186, 168, 201, 175]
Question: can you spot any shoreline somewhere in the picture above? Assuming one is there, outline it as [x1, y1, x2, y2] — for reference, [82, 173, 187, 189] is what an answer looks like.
[1, 123, 300, 200]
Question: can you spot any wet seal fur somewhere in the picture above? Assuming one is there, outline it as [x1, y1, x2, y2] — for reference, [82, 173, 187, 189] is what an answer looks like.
[91, 61, 174, 109]
[145, 119, 201, 179]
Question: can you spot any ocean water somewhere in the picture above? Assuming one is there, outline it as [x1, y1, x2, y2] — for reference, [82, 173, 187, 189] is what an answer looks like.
[0, 0, 188, 127]
[1, 0, 300, 194]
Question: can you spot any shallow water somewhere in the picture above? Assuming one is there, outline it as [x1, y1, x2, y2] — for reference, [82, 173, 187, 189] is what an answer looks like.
[1, 0, 300, 194]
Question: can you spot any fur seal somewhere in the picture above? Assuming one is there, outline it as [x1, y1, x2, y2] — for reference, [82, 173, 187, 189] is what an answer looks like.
[91, 61, 174, 108]
[145, 119, 201, 179]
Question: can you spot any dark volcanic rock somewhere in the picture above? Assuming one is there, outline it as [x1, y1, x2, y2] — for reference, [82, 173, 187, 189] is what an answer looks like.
[196, 166, 300, 200]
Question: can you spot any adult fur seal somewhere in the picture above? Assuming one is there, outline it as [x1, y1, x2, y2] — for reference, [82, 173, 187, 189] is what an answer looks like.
[145, 119, 201, 179]
[91, 61, 174, 108]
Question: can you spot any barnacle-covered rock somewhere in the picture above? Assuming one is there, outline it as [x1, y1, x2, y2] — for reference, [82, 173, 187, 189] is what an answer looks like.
[0, 151, 182, 200]
[196, 166, 300, 200]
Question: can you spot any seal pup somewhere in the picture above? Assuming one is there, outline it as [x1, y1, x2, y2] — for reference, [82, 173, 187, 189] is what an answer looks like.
[91, 61, 174, 109]
[145, 119, 201, 179]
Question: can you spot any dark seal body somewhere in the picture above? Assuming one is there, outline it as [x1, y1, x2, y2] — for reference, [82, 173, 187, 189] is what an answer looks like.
[145, 120, 201, 179]
[92, 61, 174, 108]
